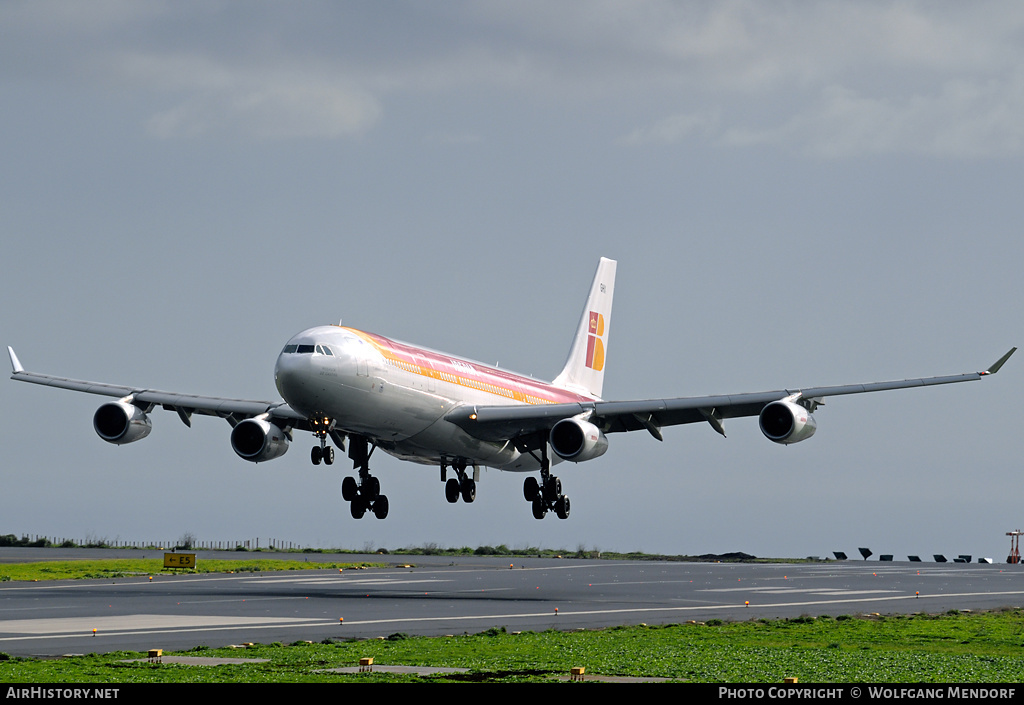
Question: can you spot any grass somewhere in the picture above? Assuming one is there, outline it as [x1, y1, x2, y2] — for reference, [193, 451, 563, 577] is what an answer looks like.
[1, 611, 1023, 682]
[0, 558, 379, 582]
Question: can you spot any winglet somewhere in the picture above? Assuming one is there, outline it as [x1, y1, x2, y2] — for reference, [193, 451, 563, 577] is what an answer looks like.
[981, 347, 1016, 376]
[7, 346, 24, 374]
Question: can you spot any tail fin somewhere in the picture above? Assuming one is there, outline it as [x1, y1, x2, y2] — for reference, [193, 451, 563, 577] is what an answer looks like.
[552, 257, 616, 399]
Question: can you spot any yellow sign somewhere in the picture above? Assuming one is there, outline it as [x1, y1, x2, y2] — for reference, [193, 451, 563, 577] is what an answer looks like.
[163, 553, 196, 569]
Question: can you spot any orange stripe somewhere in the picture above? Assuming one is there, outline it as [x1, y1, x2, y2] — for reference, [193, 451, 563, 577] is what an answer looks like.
[342, 327, 593, 404]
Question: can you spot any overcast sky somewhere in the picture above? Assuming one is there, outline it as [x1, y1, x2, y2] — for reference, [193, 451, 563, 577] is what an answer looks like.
[2, 1, 1022, 560]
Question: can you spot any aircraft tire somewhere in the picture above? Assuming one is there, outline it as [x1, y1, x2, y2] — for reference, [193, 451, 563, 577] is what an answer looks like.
[460, 478, 476, 503]
[311, 446, 322, 465]
[532, 498, 547, 520]
[543, 477, 561, 502]
[524, 477, 540, 502]
[555, 495, 570, 520]
[350, 499, 366, 519]
[341, 476, 358, 502]
[373, 495, 389, 519]
[364, 476, 380, 500]
[323, 446, 334, 465]
[445, 478, 460, 503]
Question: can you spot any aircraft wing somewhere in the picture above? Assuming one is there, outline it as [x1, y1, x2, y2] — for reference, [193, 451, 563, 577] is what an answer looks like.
[445, 348, 1016, 444]
[7, 347, 307, 429]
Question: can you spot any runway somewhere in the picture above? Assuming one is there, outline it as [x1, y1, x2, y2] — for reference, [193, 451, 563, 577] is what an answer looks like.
[1, 552, 1022, 657]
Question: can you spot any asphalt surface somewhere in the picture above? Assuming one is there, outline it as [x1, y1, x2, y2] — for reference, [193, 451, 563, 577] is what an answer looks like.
[1, 550, 1022, 657]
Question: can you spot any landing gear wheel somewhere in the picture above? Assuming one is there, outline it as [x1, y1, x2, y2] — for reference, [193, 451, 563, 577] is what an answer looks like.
[311, 446, 323, 465]
[341, 476, 358, 502]
[350, 499, 366, 519]
[363, 476, 380, 501]
[532, 498, 547, 520]
[460, 478, 476, 503]
[524, 476, 540, 502]
[373, 495, 389, 519]
[445, 478, 460, 503]
[555, 494, 570, 520]
[543, 476, 562, 502]
[323, 446, 334, 465]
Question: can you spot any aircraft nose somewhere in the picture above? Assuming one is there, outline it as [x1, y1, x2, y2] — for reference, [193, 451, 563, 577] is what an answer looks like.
[274, 350, 305, 400]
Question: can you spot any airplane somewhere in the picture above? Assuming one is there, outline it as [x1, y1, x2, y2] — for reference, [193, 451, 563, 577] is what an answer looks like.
[7, 257, 1016, 521]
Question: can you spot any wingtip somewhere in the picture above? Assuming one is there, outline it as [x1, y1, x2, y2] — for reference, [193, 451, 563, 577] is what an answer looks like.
[8, 346, 24, 374]
[981, 347, 1016, 376]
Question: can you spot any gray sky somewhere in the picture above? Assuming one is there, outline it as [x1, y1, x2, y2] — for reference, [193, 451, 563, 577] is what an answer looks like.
[2, 1, 1021, 560]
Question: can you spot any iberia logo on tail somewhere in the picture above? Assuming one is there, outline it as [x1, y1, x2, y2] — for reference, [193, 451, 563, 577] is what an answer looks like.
[585, 311, 606, 371]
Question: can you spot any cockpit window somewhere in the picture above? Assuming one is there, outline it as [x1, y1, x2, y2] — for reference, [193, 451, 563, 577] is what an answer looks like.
[284, 343, 333, 355]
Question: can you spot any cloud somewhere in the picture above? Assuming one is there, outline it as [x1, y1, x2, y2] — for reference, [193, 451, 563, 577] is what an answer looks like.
[613, 2, 1024, 158]
[113, 54, 382, 140]
[632, 77, 1024, 159]
[774, 79, 1024, 158]
[145, 77, 381, 140]
[620, 111, 721, 146]
[7, 1, 1024, 153]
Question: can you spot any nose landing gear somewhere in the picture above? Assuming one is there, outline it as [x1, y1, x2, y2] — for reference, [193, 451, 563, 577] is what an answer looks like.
[311, 444, 334, 465]
[309, 415, 336, 465]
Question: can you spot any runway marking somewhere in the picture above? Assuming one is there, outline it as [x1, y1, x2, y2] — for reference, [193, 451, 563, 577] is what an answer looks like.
[0, 614, 318, 636]
[241, 577, 450, 586]
[172, 596, 315, 605]
[0, 573, 307, 592]
[699, 587, 899, 596]
[584, 580, 727, 588]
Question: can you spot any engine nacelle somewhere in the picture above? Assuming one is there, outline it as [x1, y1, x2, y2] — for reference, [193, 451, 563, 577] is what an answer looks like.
[230, 418, 289, 462]
[759, 400, 817, 445]
[93, 401, 152, 445]
[549, 417, 609, 462]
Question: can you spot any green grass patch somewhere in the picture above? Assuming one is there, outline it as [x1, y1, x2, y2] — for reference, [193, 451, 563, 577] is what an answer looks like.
[0, 559, 377, 581]
[1, 611, 1023, 682]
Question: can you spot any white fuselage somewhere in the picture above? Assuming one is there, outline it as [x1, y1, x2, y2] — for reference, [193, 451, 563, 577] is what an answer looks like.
[273, 325, 593, 471]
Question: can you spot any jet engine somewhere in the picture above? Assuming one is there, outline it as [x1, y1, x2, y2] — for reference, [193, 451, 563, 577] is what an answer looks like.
[758, 400, 817, 444]
[93, 401, 152, 445]
[549, 417, 609, 462]
[230, 418, 289, 462]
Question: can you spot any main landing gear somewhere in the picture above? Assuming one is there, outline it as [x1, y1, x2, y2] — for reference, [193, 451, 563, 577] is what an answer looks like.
[308, 417, 387, 520]
[442, 459, 477, 504]
[524, 445, 570, 520]
[339, 435, 388, 520]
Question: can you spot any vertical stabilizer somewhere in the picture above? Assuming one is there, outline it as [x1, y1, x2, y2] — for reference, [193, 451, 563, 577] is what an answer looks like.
[552, 257, 616, 399]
